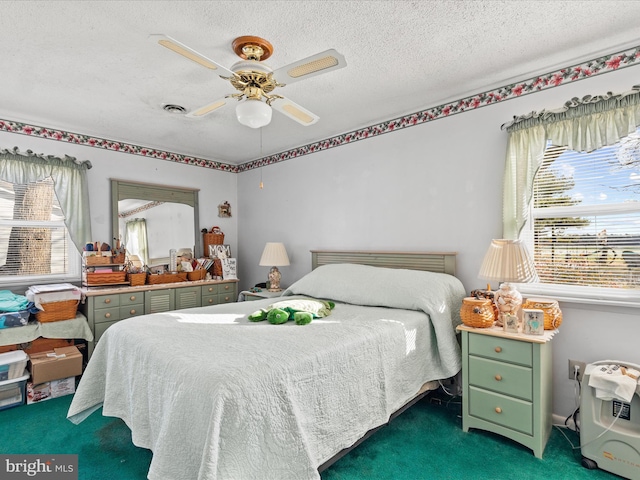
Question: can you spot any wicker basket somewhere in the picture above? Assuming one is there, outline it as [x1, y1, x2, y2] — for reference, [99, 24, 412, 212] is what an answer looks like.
[187, 270, 206, 281]
[147, 272, 188, 285]
[86, 271, 127, 285]
[35, 300, 79, 323]
[203, 230, 225, 256]
[522, 297, 562, 329]
[85, 255, 112, 266]
[112, 252, 126, 264]
[460, 297, 495, 328]
[127, 272, 147, 286]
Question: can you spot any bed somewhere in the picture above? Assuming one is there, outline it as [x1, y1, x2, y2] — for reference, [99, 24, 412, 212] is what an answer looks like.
[68, 250, 466, 480]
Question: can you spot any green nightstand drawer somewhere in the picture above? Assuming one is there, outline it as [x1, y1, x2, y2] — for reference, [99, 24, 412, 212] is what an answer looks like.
[469, 334, 532, 367]
[469, 356, 533, 401]
[469, 386, 533, 435]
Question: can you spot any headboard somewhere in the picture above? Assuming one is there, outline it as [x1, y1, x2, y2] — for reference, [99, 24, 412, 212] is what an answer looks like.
[310, 250, 457, 276]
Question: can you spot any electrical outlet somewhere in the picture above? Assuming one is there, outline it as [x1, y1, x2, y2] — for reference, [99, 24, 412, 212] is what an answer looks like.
[569, 359, 586, 381]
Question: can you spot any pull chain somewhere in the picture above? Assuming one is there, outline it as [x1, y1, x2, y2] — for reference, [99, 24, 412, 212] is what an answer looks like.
[259, 127, 264, 189]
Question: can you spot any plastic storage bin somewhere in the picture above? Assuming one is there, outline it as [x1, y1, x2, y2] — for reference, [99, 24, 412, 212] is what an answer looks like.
[0, 369, 29, 411]
[0, 350, 28, 382]
[0, 310, 30, 329]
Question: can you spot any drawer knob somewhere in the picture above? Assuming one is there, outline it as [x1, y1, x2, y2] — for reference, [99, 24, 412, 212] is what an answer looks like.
[208, 298, 214, 304]
[105, 298, 111, 304]
[130, 296, 136, 301]
[224, 285, 229, 290]
[130, 309, 136, 315]
[223, 296, 230, 301]
[495, 375, 502, 381]
[105, 312, 111, 319]
[495, 407, 502, 414]
[494, 346, 502, 353]
[208, 287, 214, 292]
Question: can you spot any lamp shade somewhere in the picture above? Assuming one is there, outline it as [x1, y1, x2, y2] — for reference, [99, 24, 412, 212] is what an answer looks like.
[236, 99, 272, 128]
[259, 242, 290, 267]
[478, 239, 537, 283]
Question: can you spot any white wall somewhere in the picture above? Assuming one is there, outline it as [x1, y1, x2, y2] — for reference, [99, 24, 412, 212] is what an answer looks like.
[237, 65, 640, 417]
[0, 130, 238, 264]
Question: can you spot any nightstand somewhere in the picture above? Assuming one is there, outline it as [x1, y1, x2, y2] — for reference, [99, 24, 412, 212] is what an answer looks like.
[238, 290, 283, 302]
[457, 324, 557, 458]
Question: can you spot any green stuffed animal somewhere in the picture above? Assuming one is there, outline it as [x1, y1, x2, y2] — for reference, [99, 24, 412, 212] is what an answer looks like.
[248, 298, 335, 325]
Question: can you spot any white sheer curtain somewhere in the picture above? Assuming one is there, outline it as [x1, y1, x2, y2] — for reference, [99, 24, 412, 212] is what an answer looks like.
[125, 218, 149, 266]
[502, 85, 640, 238]
[0, 147, 92, 253]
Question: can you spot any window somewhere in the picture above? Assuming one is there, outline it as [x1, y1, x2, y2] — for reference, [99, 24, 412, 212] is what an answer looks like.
[0, 178, 80, 285]
[503, 85, 640, 304]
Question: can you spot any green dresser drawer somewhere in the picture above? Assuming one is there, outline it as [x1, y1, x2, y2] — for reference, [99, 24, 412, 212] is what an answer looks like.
[218, 291, 235, 304]
[119, 292, 144, 306]
[202, 295, 217, 306]
[469, 334, 532, 367]
[469, 356, 533, 401]
[120, 305, 144, 319]
[469, 386, 533, 435]
[94, 306, 120, 324]
[94, 319, 119, 342]
[94, 294, 120, 309]
[202, 285, 219, 296]
[218, 283, 234, 296]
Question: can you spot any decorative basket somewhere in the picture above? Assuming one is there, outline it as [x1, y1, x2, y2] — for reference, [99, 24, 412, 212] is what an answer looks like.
[86, 271, 127, 285]
[127, 272, 147, 286]
[522, 297, 562, 330]
[470, 287, 500, 320]
[460, 297, 495, 328]
[35, 300, 79, 323]
[203, 227, 225, 256]
[112, 251, 126, 264]
[146, 272, 188, 285]
[85, 255, 112, 266]
[187, 270, 206, 281]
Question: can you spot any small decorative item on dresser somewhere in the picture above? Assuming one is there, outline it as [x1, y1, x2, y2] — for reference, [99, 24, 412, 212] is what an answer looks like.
[523, 309, 545, 335]
[460, 297, 495, 328]
[203, 227, 225, 257]
[522, 297, 562, 329]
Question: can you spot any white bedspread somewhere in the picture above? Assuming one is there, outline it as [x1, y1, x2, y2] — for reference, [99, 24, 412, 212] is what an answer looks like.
[68, 266, 465, 480]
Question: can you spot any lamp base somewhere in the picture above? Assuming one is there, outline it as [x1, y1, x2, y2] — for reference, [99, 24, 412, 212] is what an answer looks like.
[267, 266, 282, 292]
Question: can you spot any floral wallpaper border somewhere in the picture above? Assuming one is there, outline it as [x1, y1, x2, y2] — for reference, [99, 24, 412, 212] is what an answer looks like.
[1, 43, 639, 173]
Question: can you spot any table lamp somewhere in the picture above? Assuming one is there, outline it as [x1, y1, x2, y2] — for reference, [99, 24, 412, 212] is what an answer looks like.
[478, 239, 537, 327]
[259, 242, 290, 292]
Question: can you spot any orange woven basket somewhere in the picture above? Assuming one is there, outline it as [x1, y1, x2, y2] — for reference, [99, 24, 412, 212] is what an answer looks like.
[187, 270, 206, 281]
[522, 298, 562, 329]
[86, 271, 127, 285]
[127, 272, 147, 286]
[146, 272, 188, 285]
[460, 297, 495, 328]
[35, 300, 79, 323]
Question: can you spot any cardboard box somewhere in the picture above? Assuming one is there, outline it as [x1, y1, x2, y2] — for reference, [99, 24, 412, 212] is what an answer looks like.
[26, 376, 76, 405]
[28, 346, 83, 384]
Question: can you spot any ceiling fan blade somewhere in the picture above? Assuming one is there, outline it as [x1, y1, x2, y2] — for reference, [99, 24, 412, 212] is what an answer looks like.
[271, 97, 319, 126]
[186, 97, 230, 118]
[272, 49, 346, 85]
[150, 34, 236, 77]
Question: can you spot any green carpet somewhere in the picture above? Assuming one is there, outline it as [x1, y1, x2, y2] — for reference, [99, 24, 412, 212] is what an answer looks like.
[0, 391, 619, 479]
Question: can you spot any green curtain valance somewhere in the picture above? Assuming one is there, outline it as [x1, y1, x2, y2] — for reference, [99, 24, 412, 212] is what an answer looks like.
[502, 85, 640, 239]
[0, 147, 93, 253]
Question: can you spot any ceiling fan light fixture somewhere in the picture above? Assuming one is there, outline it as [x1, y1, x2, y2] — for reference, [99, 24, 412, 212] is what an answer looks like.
[236, 99, 272, 128]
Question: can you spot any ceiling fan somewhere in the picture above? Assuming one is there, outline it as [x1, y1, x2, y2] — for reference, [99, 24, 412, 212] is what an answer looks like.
[151, 34, 347, 128]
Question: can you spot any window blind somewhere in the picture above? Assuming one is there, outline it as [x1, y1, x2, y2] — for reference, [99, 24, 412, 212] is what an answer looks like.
[531, 130, 640, 290]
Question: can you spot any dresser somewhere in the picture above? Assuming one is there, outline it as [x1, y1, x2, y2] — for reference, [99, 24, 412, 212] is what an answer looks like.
[458, 325, 556, 458]
[82, 279, 238, 357]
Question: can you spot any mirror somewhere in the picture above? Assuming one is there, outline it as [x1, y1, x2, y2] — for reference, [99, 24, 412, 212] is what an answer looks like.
[111, 179, 200, 267]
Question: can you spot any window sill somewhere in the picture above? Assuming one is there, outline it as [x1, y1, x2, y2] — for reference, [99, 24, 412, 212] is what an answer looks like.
[517, 283, 640, 309]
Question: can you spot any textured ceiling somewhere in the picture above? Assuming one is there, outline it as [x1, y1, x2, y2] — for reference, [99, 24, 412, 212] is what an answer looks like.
[2, 1, 640, 165]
